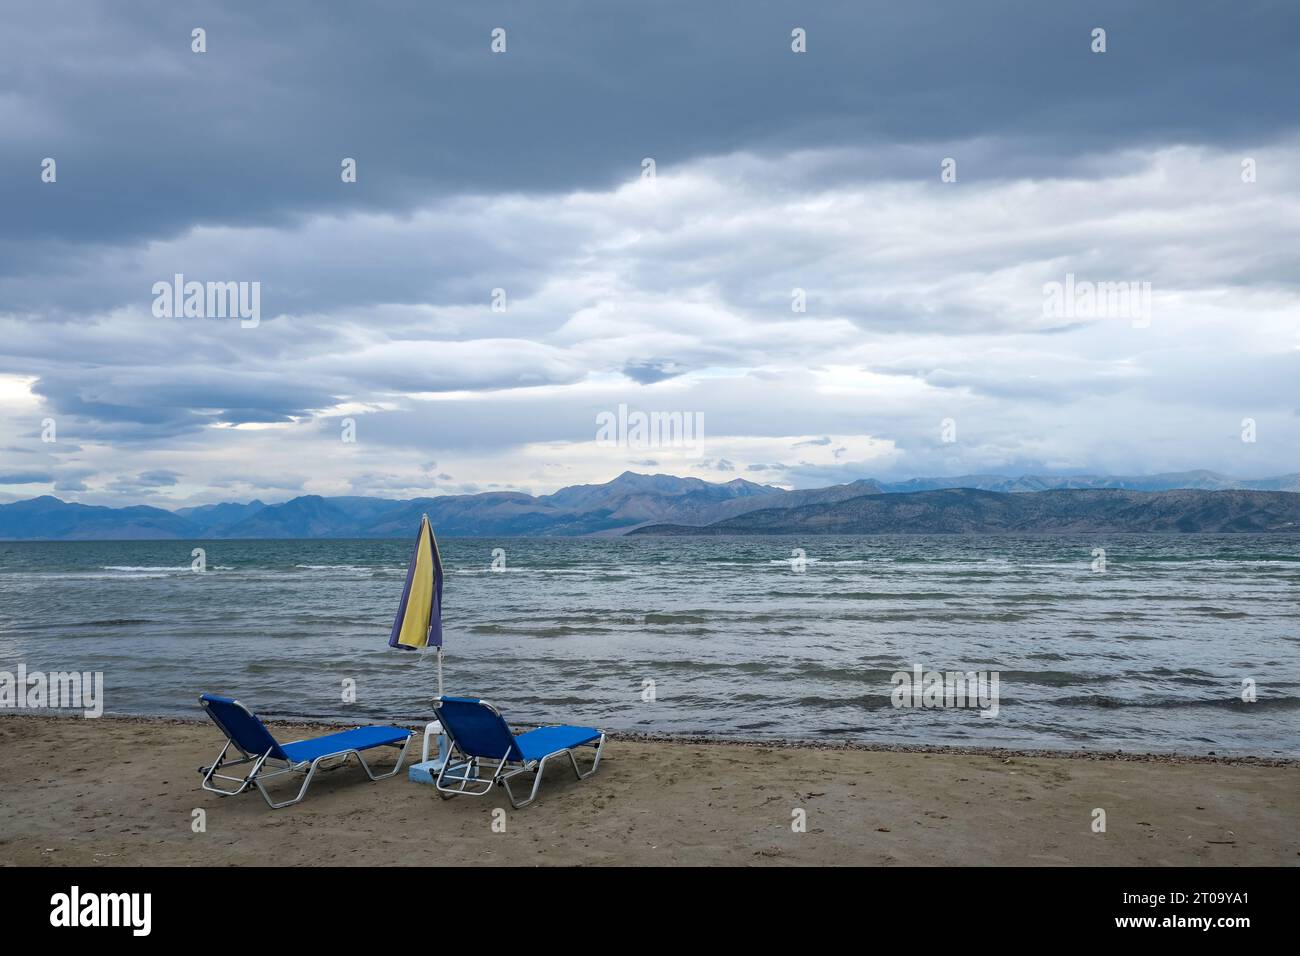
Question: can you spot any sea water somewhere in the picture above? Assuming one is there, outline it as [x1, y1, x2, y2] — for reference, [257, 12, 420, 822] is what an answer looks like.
[0, 535, 1296, 755]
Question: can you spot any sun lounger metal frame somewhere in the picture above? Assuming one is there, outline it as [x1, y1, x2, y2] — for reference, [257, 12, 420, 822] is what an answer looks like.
[198, 694, 413, 809]
[431, 696, 605, 808]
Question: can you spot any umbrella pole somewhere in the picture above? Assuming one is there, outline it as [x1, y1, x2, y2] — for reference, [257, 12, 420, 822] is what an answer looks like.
[436, 645, 444, 698]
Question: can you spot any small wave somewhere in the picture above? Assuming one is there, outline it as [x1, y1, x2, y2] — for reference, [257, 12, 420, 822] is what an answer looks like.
[294, 564, 381, 572]
[995, 670, 1110, 687]
[46, 572, 171, 580]
[644, 612, 711, 625]
[500, 567, 607, 575]
[68, 618, 154, 627]
[1050, 694, 1300, 711]
[465, 623, 615, 637]
[531, 625, 618, 637]
[1185, 606, 1250, 619]
[822, 590, 964, 601]
[101, 565, 188, 572]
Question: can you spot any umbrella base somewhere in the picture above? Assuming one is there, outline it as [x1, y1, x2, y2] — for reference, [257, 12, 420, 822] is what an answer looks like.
[408, 758, 448, 785]
[408, 720, 457, 785]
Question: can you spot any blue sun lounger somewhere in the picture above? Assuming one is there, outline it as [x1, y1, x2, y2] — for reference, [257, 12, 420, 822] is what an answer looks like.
[431, 696, 605, 808]
[198, 694, 413, 809]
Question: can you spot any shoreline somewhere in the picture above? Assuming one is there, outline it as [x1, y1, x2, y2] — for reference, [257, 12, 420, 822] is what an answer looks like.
[10, 712, 1296, 767]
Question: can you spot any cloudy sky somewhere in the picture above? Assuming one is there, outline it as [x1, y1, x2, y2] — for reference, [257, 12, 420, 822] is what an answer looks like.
[2, 1, 1298, 506]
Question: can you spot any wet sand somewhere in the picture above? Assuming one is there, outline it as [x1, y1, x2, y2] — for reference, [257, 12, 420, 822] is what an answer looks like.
[1, 715, 1296, 866]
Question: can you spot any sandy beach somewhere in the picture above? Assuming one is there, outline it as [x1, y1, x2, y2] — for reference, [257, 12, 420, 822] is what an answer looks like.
[1, 715, 1295, 866]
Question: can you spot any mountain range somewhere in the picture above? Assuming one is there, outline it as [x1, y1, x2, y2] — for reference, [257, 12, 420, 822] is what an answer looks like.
[2, 470, 1299, 540]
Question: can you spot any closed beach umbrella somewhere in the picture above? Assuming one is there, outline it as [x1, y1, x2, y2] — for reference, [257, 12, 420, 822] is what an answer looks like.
[388, 513, 446, 695]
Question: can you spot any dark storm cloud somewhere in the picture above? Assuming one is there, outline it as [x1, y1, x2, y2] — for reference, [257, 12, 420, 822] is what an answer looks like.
[135, 469, 181, 486]
[30, 368, 339, 432]
[103, 468, 185, 494]
[0, 471, 53, 484]
[3, 0, 1297, 250]
[623, 361, 686, 384]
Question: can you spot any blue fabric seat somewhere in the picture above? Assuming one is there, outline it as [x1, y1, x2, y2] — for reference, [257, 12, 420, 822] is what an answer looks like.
[513, 726, 603, 762]
[198, 694, 413, 809]
[431, 696, 606, 808]
[280, 726, 414, 764]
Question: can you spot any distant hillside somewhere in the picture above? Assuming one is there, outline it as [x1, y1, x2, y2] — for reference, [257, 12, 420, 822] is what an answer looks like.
[631, 488, 1300, 535]
[0, 496, 196, 540]
[174, 499, 266, 533]
[874, 470, 1300, 494]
